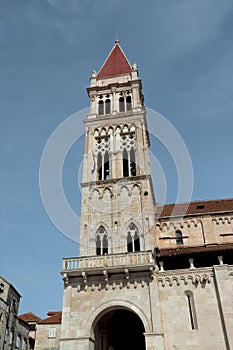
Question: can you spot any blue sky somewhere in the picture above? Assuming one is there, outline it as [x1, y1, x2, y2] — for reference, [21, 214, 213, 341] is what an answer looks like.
[1, 0, 233, 317]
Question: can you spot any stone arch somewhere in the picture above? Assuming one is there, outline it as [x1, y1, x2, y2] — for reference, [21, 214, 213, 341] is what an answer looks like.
[102, 187, 113, 198]
[89, 299, 151, 339]
[119, 184, 131, 196]
[94, 222, 110, 237]
[91, 188, 101, 199]
[132, 183, 141, 194]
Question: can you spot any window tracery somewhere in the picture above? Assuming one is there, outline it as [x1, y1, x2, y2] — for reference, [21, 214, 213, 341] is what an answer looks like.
[127, 223, 140, 252]
[96, 226, 108, 255]
[120, 128, 136, 177]
[118, 91, 132, 112]
[95, 135, 110, 180]
[98, 94, 112, 115]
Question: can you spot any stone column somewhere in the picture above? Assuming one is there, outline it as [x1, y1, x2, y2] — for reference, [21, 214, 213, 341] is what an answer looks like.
[213, 265, 233, 350]
[111, 87, 117, 114]
[146, 279, 165, 349]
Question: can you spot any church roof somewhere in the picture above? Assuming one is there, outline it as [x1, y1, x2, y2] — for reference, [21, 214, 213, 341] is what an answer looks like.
[157, 198, 233, 218]
[156, 243, 233, 257]
[97, 41, 131, 79]
[38, 311, 62, 324]
[18, 312, 41, 323]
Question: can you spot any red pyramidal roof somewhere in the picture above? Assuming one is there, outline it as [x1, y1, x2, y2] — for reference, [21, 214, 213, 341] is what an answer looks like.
[97, 41, 131, 79]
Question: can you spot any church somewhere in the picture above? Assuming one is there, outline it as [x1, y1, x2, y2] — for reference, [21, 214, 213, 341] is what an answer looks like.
[56, 41, 233, 350]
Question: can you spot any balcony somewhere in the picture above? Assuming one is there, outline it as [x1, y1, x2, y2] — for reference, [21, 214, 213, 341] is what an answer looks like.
[61, 251, 155, 277]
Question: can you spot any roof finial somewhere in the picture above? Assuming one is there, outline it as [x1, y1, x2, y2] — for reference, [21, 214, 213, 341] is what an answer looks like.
[115, 33, 119, 44]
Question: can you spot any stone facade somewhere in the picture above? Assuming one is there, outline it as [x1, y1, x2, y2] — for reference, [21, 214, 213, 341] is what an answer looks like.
[59, 42, 233, 350]
[34, 312, 61, 350]
[0, 275, 34, 350]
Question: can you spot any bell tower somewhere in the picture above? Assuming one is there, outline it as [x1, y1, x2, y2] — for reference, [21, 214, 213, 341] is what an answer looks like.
[60, 41, 165, 350]
[79, 40, 156, 256]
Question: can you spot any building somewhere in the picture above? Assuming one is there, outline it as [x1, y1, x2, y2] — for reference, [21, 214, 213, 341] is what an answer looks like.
[34, 311, 61, 350]
[59, 41, 233, 349]
[18, 312, 42, 349]
[0, 276, 40, 350]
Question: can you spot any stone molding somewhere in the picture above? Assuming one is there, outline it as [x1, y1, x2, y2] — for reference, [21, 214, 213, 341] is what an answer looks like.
[157, 269, 213, 287]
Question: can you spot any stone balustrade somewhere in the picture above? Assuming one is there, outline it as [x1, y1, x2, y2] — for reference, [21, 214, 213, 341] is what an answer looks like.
[62, 251, 154, 273]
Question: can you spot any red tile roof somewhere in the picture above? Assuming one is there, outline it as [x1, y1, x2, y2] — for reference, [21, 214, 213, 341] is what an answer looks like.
[157, 198, 233, 218]
[38, 311, 62, 324]
[97, 42, 131, 79]
[156, 243, 233, 257]
[18, 312, 41, 323]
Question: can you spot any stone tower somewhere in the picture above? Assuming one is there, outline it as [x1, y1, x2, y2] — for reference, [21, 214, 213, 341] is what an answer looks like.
[60, 41, 233, 350]
[60, 41, 165, 350]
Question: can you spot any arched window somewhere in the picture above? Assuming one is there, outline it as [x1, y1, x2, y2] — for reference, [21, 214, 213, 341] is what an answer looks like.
[16, 335, 21, 349]
[127, 223, 140, 252]
[123, 149, 129, 177]
[185, 291, 198, 330]
[105, 99, 111, 114]
[97, 152, 102, 180]
[130, 148, 136, 176]
[119, 97, 125, 112]
[98, 100, 104, 115]
[96, 226, 108, 255]
[126, 96, 132, 111]
[104, 152, 109, 179]
[176, 230, 183, 245]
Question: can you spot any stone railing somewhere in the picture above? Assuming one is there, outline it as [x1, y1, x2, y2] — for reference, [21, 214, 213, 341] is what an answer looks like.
[62, 251, 154, 271]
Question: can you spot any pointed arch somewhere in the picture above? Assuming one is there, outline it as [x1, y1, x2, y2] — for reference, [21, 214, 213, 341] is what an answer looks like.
[127, 222, 140, 252]
[126, 95, 132, 111]
[176, 230, 183, 245]
[103, 187, 112, 198]
[98, 100, 104, 115]
[91, 188, 101, 199]
[123, 149, 129, 177]
[96, 225, 108, 255]
[97, 152, 102, 180]
[130, 148, 136, 176]
[119, 96, 125, 112]
[104, 151, 110, 179]
[105, 99, 111, 114]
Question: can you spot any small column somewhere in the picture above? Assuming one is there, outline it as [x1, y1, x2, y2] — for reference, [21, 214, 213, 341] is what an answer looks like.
[111, 86, 117, 114]
[189, 258, 195, 269]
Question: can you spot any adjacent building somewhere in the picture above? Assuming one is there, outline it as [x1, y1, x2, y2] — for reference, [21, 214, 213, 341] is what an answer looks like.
[34, 311, 62, 350]
[0, 276, 41, 350]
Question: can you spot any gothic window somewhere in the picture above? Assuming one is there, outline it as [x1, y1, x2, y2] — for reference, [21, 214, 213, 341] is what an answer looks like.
[130, 148, 136, 176]
[176, 230, 183, 245]
[96, 226, 108, 255]
[121, 130, 136, 177]
[16, 335, 21, 348]
[185, 291, 198, 330]
[98, 95, 111, 115]
[118, 92, 132, 112]
[97, 152, 102, 180]
[104, 151, 109, 179]
[123, 149, 129, 177]
[127, 223, 140, 252]
[126, 95, 132, 111]
[105, 99, 111, 114]
[95, 136, 110, 180]
[119, 96, 125, 112]
[98, 100, 104, 115]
